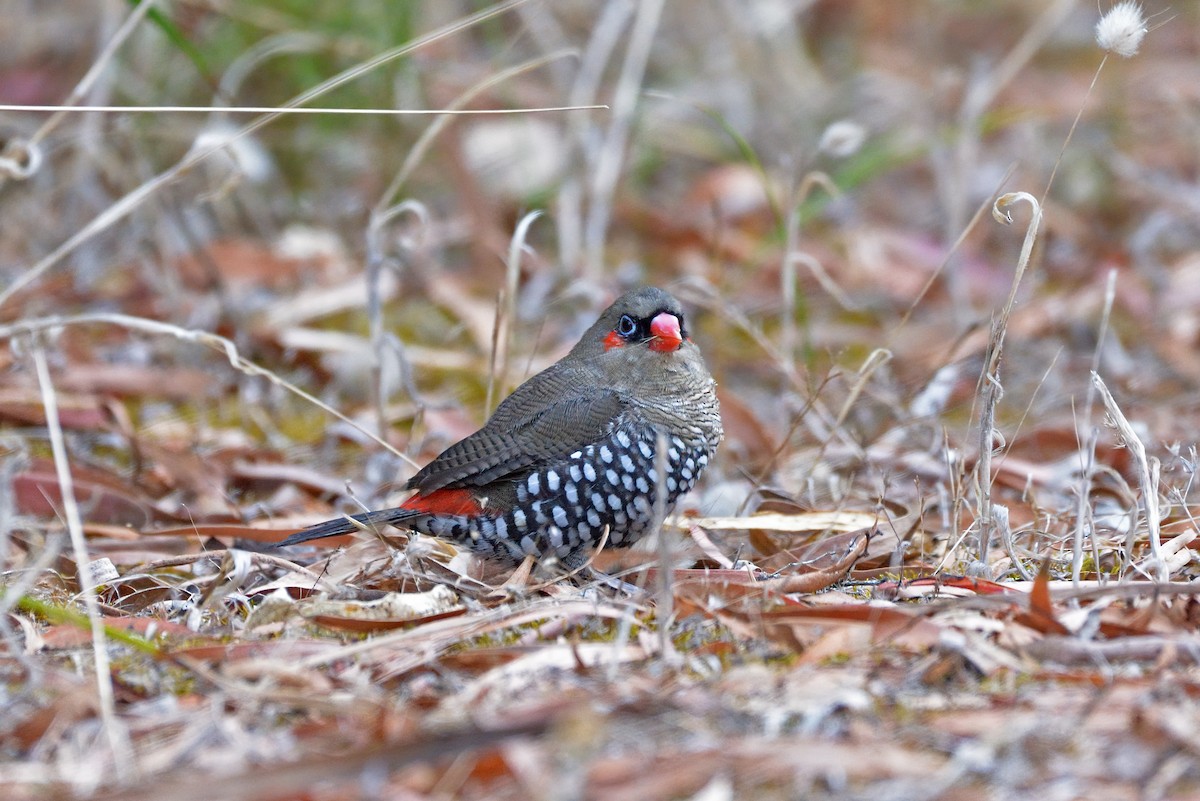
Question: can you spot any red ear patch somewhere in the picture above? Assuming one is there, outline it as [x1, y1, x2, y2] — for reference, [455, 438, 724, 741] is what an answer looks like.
[603, 330, 625, 352]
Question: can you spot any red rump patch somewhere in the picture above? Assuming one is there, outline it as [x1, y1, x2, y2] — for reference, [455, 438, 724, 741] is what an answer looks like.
[402, 487, 482, 516]
[603, 330, 625, 352]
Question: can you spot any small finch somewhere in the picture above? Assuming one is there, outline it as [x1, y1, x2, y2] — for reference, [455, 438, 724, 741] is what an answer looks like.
[281, 287, 723, 569]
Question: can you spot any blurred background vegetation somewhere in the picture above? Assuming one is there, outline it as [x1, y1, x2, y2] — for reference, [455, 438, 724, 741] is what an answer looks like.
[4, 2, 1200, 797]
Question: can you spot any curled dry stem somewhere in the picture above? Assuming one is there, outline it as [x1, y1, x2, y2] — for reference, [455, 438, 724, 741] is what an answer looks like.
[974, 192, 1043, 573]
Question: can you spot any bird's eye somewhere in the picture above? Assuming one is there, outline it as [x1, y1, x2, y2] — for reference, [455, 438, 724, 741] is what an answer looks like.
[617, 314, 638, 337]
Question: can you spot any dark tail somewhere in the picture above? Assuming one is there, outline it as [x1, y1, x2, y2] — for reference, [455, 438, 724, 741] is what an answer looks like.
[278, 507, 421, 547]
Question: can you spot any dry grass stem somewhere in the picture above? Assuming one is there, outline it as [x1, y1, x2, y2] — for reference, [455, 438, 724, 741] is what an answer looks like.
[1072, 269, 1120, 585]
[19, 0, 157, 156]
[973, 192, 1043, 572]
[652, 430, 677, 664]
[487, 211, 543, 414]
[32, 345, 131, 780]
[584, 0, 663, 278]
[1092, 372, 1165, 581]
[0, 103, 607, 116]
[365, 199, 429, 439]
[374, 49, 585, 213]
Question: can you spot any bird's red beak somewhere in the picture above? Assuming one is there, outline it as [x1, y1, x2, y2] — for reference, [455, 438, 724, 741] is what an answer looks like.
[648, 312, 683, 352]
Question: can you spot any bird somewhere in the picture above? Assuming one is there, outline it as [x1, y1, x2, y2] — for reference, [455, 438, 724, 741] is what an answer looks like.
[279, 286, 723, 570]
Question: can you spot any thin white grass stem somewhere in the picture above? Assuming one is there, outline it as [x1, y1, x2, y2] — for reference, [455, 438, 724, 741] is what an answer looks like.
[487, 211, 542, 415]
[32, 346, 132, 780]
[974, 371, 1002, 576]
[834, 349, 893, 435]
[972, 0, 1115, 574]
[289, 0, 531, 111]
[0, 313, 412, 466]
[1042, 53, 1109, 205]
[781, 257, 797, 371]
[1072, 269, 1118, 586]
[894, 164, 1015, 336]
[365, 200, 429, 438]
[961, 0, 1076, 122]
[653, 431, 677, 665]
[943, 0, 1070, 311]
[1092, 372, 1165, 581]
[1, 104, 605, 116]
[1042, 8, 1121, 582]
[562, 0, 637, 271]
[584, 0, 663, 278]
[781, 172, 843, 366]
[787, 251, 858, 312]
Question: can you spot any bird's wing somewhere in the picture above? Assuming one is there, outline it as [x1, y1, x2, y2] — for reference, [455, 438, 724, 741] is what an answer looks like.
[407, 386, 629, 494]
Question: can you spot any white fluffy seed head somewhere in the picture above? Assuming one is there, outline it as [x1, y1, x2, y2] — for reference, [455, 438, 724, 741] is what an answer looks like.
[818, 119, 867, 158]
[1095, 1, 1147, 58]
